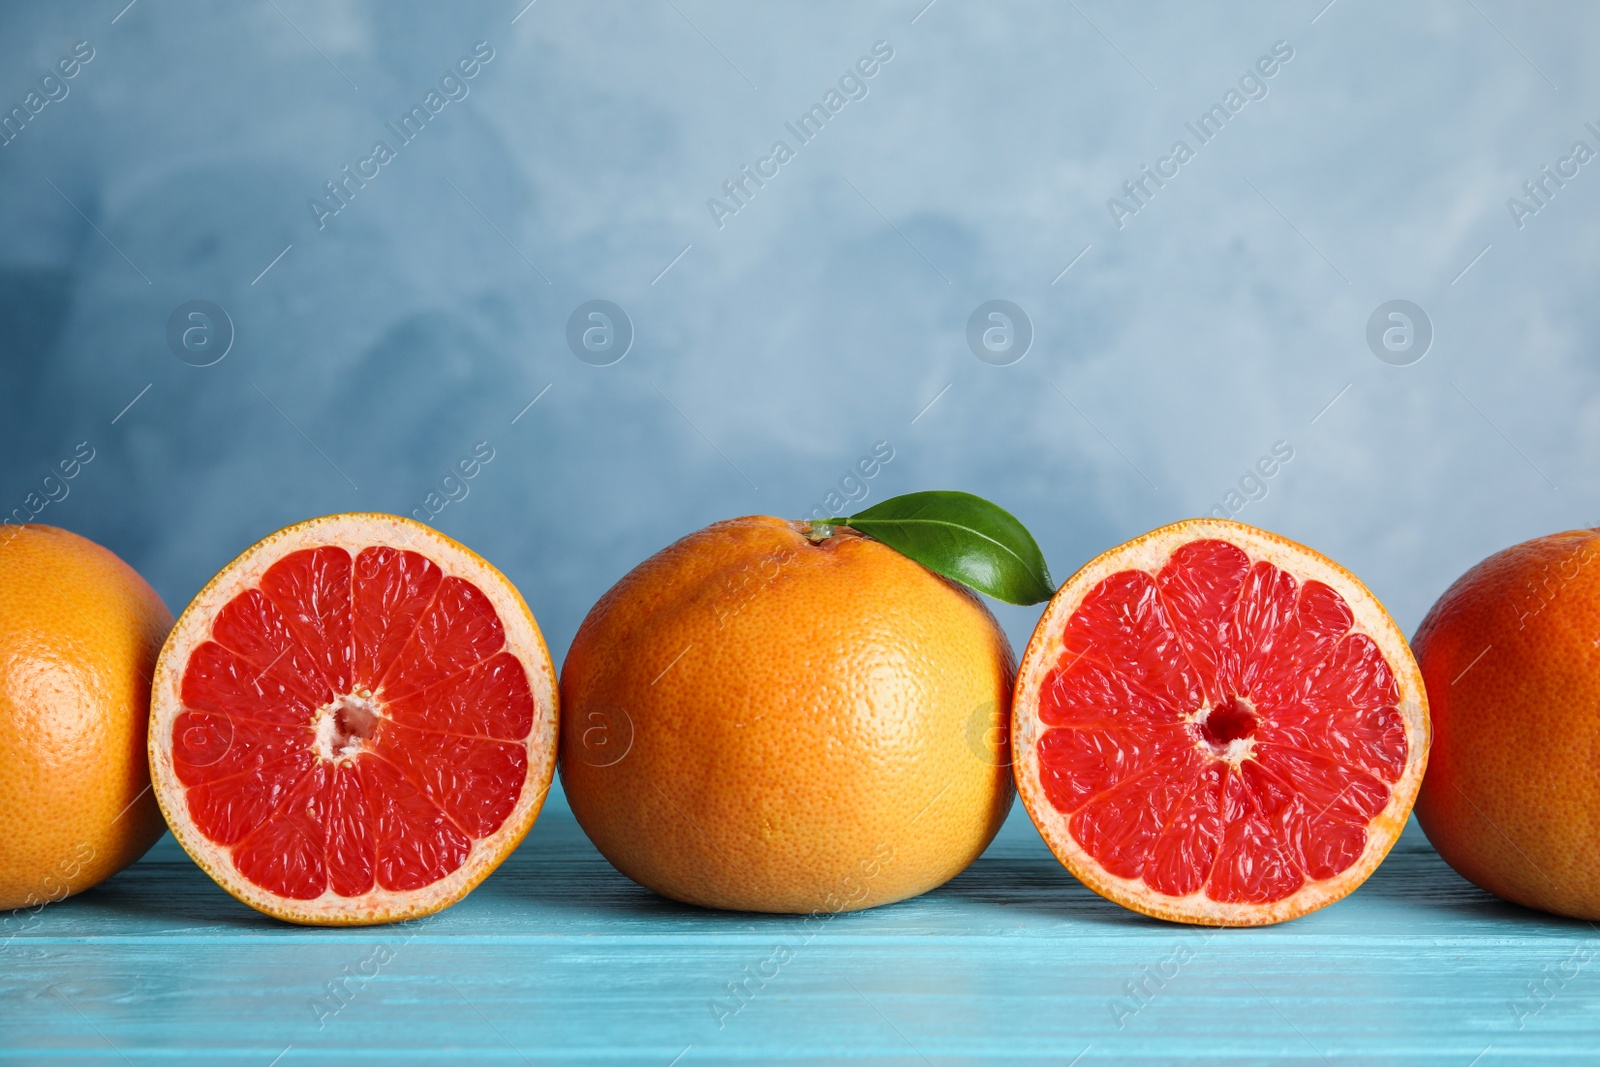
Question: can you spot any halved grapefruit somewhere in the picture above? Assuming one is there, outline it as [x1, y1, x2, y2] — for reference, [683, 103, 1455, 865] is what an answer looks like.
[149, 514, 557, 925]
[1013, 519, 1428, 925]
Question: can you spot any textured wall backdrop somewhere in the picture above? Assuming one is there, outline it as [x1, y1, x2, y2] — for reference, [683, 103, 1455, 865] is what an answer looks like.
[1, 0, 1595, 668]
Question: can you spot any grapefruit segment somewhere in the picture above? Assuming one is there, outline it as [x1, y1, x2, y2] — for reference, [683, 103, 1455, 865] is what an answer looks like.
[352, 546, 444, 686]
[1145, 760, 1225, 897]
[373, 722, 528, 837]
[231, 763, 329, 900]
[258, 546, 354, 698]
[1155, 538, 1250, 700]
[379, 575, 506, 699]
[1069, 747, 1202, 880]
[211, 589, 338, 708]
[385, 650, 537, 741]
[324, 762, 377, 897]
[362, 754, 474, 892]
[1013, 519, 1428, 925]
[1061, 569, 1199, 713]
[150, 514, 558, 925]
[180, 640, 320, 727]
[183, 759, 306, 845]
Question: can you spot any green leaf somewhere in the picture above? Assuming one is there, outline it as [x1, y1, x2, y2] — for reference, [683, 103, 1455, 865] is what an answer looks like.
[821, 491, 1055, 605]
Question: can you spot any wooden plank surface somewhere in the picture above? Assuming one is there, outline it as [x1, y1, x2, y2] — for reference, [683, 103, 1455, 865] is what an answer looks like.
[4, 791, 1598, 1065]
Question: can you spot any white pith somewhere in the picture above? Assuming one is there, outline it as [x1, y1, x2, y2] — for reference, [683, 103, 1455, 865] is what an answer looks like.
[1185, 700, 1258, 766]
[1012, 518, 1430, 927]
[310, 689, 384, 764]
[149, 513, 559, 926]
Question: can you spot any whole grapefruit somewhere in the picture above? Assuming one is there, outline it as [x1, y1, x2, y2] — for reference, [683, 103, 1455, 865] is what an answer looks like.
[559, 517, 1015, 914]
[1413, 528, 1600, 919]
[0, 525, 172, 911]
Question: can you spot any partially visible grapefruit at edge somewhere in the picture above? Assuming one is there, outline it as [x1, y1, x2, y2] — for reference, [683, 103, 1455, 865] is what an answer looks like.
[1413, 528, 1600, 920]
[0, 525, 171, 910]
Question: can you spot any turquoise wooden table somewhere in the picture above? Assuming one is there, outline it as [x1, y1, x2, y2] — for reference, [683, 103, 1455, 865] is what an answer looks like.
[5, 789, 1597, 1065]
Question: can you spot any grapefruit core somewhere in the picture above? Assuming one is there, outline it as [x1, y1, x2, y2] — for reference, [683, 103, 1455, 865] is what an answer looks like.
[149, 514, 558, 925]
[1013, 519, 1429, 926]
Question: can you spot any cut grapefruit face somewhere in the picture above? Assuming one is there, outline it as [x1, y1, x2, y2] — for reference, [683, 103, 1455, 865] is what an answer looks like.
[1013, 519, 1428, 926]
[149, 514, 557, 926]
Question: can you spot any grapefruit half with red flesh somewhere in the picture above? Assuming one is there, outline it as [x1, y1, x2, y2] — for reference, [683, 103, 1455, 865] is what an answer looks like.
[149, 514, 557, 925]
[1013, 519, 1428, 925]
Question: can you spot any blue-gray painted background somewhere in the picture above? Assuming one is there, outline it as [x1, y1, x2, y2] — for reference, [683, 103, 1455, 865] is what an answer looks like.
[2, 0, 1594, 664]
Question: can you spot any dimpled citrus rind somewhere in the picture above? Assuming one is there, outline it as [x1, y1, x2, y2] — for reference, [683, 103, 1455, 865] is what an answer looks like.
[559, 517, 1015, 914]
[0, 525, 171, 910]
